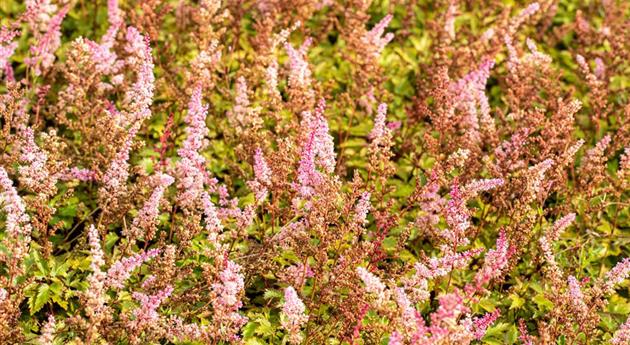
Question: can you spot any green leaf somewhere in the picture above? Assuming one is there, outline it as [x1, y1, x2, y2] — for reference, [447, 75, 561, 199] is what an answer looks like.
[29, 283, 51, 315]
[509, 294, 525, 310]
[532, 294, 554, 311]
[263, 289, 282, 301]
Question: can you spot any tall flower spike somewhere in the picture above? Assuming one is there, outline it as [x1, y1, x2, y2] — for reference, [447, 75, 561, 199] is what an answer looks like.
[526, 159, 553, 201]
[248, 148, 272, 202]
[121, 27, 155, 126]
[612, 315, 630, 345]
[548, 213, 576, 241]
[128, 173, 174, 242]
[603, 258, 630, 294]
[211, 261, 248, 341]
[354, 192, 371, 226]
[472, 230, 509, 291]
[103, 0, 123, 46]
[363, 14, 394, 58]
[393, 287, 426, 339]
[357, 267, 389, 306]
[253, 148, 272, 185]
[508, 2, 540, 34]
[129, 286, 173, 332]
[229, 76, 261, 129]
[285, 38, 313, 93]
[25, 5, 69, 76]
[463, 178, 504, 198]
[100, 124, 139, 205]
[369, 103, 389, 141]
[38, 314, 56, 345]
[85, 225, 107, 329]
[0, 167, 32, 239]
[473, 309, 500, 340]
[444, 179, 471, 248]
[306, 99, 336, 173]
[567, 276, 588, 314]
[18, 128, 56, 197]
[201, 191, 223, 243]
[281, 286, 308, 345]
[176, 84, 209, 209]
[106, 249, 160, 289]
[0, 33, 17, 79]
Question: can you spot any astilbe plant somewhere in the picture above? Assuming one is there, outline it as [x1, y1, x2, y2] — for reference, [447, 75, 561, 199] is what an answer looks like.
[0, 0, 629, 344]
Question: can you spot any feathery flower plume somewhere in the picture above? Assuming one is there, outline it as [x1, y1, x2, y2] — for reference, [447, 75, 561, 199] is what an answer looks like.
[473, 309, 500, 340]
[579, 135, 611, 187]
[295, 131, 320, 200]
[508, 2, 540, 33]
[121, 27, 155, 126]
[106, 249, 160, 289]
[100, 124, 139, 204]
[392, 288, 426, 340]
[129, 286, 173, 332]
[281, 286, 308, 344]
[354, 192, 371, 226]
[526, 159, 553, 201]
[18, 127, 56, 196]
[583, 135, 611, 167]
[253, 148, 272, 185]
[357, 267, 389, 305]
[388, 331, 404, 345]
[248, 148, 272, 202]
[603, 258, 630, 294]
[548, 213, 576, 241]
[38, 314, 56, 345]
[229, 76, 261, 129]
[463, 178, 504, 198]
[612, 315, 630, 345]
[449, 59, 495, 143]
[57, 167, 98, 182]
[294, 100, 336, 200]
[444, 180, 472, 247]
[176, 84, 209, 208]
[430, 291, 470, 330]
[567, 275, 588, 314]
[415, 172, 445, 232]
[285, 38, 313, 94]
[265, 59, 280, 100]
[25, 0, 58, 32]
[0, 167, 32, 239]
[102, 0, 123, 46]
[307, 99, 336, 173]
[191, 40, 221, 88]
[471, 230, 509, 291]
[0, 33, 17, 79]
[369, 103, 390, 141]
[25, 5, 69, 76]
[128, 173, 174, 241]
[201, 191, 223, 244]
[363, 14, 394, 58]
[85, 225, 107, 330]
[538, 213, 576, 281]
[211, 261, 248, 341]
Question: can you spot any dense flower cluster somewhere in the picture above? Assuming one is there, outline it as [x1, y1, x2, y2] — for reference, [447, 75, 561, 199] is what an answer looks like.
[1, 0, 629, 344]
[281, 286, 308, 344]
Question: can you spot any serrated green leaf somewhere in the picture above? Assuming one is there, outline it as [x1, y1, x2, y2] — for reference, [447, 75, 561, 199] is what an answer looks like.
[29, 283, 51, 315]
